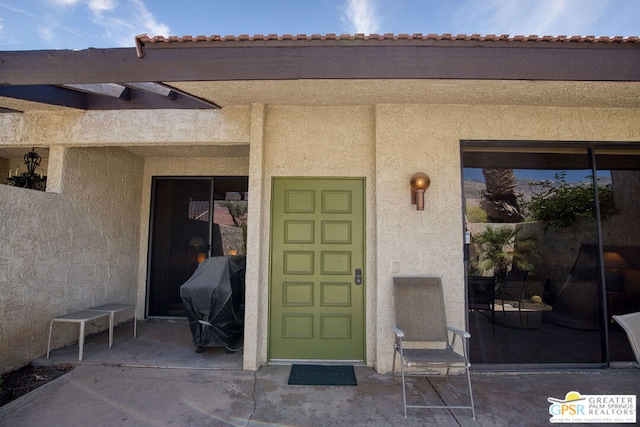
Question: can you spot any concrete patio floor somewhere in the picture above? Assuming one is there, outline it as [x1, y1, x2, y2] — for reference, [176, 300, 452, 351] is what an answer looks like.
[1, 319, 638, 426]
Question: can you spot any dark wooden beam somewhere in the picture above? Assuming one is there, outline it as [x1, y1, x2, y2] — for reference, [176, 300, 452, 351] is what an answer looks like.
[0, 84, 218, 111]
[1, 42, 638, 85]
[62, 83, 131, 99]
[83, 89, 218, 110]
[0, 85, 87, 109]
[124, 82, 178, 100]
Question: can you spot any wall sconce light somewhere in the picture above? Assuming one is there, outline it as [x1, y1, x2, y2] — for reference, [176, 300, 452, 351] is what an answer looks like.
[410, 172, 431, 211]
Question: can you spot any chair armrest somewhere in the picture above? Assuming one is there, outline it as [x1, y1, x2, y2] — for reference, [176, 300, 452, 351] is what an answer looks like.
[392, 326, 405, 338]
[447, 325, 471, 339]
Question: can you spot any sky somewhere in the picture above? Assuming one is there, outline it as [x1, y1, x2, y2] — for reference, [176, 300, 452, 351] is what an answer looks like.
[0, 0, 638, 51]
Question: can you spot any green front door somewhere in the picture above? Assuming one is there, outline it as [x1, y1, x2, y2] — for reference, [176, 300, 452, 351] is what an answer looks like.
[269, 177, 365, 361]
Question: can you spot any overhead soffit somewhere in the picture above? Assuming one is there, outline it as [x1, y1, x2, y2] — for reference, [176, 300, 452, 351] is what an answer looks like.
[169, 79, 640, 108]
[3, 79, 638, 112]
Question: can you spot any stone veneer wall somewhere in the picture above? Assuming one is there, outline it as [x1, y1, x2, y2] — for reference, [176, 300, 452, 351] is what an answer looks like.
[0, 147, 143, 372]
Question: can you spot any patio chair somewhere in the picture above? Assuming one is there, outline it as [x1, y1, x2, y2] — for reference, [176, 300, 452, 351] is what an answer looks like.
[468, 275, 495, 324]
[392, 276, 476, 419]
[612, 311, 640, 368]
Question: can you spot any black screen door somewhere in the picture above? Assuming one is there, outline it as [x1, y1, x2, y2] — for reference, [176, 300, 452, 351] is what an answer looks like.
[147, 177, 248, 317]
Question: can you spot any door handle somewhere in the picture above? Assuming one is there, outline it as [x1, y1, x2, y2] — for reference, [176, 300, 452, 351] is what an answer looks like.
[354, 268, 362, 285]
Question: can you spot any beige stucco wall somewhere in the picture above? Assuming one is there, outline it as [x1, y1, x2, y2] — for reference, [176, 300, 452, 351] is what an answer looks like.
[0, 107, 251, 373]
[0, 108, 250, 145]
[253, 105, 378, 368]
[1, 100, 639, 375]
[0, 146, 143, 372]
[373, 104, 640, 372]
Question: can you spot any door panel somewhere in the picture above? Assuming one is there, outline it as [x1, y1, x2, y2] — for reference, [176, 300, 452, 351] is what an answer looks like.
[269, 178, 365, 361]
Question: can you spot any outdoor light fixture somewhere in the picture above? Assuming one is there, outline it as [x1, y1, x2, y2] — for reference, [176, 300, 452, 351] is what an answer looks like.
[410, 172, 431, 211]
[6, 148, 47, 191]
[189, 237, 208, 263]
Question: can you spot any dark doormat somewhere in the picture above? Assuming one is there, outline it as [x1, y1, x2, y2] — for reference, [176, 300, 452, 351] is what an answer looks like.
[288, 364, 357, 386]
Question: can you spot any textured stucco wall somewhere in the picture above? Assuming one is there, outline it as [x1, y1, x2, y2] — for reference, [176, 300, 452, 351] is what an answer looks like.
[373, 104, 640, 372]
[259, 105, 379, 366]
[0, 108, 250, 145]
[1, 101, 639, 375]
[244, 104, 267, 370]
[0, 147, 143, 373]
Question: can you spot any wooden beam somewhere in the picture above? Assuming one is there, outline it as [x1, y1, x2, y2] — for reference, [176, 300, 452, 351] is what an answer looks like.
[0, 84, 218, 111]
[62, 83, 130, 99]
[1, 42, 638, 85]
[82, 88, 218, 109]
[124, 82, 177, 99]
[0, 85, 87, 109]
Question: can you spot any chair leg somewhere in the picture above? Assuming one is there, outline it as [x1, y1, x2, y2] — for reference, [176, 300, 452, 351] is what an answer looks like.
[46, 320, 54, 359]
[400, 352, 408, 418]
[466, 366, 476, 420]
[392, 349, 397, 378]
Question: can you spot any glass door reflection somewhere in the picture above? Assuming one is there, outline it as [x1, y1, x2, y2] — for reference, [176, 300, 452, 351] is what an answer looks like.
[464, 146, 604, 365]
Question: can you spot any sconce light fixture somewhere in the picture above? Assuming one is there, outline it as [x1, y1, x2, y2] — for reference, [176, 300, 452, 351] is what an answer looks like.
[410, 172, 431, 211]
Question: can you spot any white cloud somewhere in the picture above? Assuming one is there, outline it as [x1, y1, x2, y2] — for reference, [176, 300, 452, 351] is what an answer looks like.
[88, 0, 116, 12]
[0, 2, 35, 17]
[38, 0, 167, 47]
[37, 24, 54, 41]
[85, 0, 168, 46]
[51, 0, 82, 5]
[343, 0, 380, 34]
[131, 0, 169, 36]
[459, 0, 614, 36]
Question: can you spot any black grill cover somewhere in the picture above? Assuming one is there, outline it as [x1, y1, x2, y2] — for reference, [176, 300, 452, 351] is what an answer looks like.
[180, 255, 246, 347]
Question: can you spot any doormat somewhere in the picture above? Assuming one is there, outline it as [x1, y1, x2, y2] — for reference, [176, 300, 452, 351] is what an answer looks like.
[287, 364, 357, 386]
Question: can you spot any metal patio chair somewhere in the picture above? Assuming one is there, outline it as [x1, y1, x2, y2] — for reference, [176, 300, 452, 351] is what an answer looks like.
[392, 276, 476, 419]
[612, 311, 640, 368]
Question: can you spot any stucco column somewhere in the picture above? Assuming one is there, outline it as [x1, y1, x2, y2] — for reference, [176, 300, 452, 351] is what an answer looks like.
[46, 146, 67, 193]
[243, 103, 267, 370]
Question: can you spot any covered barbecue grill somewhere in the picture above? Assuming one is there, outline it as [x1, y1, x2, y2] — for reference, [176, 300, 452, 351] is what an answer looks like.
[180, 255, 246, 351]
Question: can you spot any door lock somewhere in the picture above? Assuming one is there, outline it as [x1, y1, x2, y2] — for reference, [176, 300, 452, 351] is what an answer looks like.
[354, 268, 362, 285]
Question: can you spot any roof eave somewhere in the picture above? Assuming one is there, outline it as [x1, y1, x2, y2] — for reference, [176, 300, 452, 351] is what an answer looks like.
[1, 34, 639, 87]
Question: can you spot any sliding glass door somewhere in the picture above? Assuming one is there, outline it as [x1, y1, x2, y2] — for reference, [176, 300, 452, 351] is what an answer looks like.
[463, 143, 640, 366]
[596, 149, 640, 363]
[147, 176, 248, 317]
